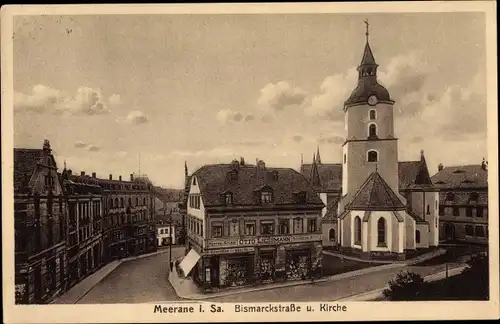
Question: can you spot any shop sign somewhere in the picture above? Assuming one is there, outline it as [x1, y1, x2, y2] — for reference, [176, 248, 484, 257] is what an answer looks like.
[206, 233, 321, 249]
[205, 247, 255, 255]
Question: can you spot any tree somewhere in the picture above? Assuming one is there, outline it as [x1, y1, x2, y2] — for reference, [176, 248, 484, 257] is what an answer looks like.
[460, 253, 489, 300]
[383, 271, 425, 301]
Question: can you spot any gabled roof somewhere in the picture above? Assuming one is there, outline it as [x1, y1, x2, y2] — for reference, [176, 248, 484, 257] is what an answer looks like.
[301, 163, 342, 192]
[346, 172, 406, 211]
[14, 149, 44, 192]
[191, 163, 324, 208]
[431, 165, 488, 189]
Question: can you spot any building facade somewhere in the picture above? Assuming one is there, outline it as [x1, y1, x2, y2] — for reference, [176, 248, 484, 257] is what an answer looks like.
[180, 159, 324, 290]
[431, 161, 488, 244]
[157, 221, 176, 246]
[60, 169, 104, 289]
[14, 140, 67, 304]
[98, 174, 157, 262]
[301, 27, 439, 260]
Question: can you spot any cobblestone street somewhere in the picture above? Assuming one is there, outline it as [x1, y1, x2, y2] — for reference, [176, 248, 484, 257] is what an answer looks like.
[77, 247, 185, 304]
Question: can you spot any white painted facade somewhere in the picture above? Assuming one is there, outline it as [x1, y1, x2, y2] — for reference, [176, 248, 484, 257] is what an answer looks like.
[157, 224, 176, 246]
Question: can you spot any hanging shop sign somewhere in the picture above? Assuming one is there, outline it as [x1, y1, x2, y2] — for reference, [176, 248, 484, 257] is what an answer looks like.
[206, 233, 321, 249]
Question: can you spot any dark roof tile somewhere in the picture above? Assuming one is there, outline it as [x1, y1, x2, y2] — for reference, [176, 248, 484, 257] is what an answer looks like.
[13, 149, 44, 192]
[431, 165, 488, 189]
[346, 172, 405, 211]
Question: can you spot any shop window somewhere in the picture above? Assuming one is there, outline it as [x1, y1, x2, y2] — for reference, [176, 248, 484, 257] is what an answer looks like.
[293, 217, 303, 234]
[212, 225, 223, 238]
[465, 225, 474, 236]
[377, 217, 386, 247]
[329, 229, 335, 241]
[475, 226, 485, 238]
[466, 207, 473, 217]
[439, 205, 445, 216]
[415, 230, 421, 244]
[260, 221, 274, 235]
[354, 216, 361, 245]
[245, 222, 256, 236]
[367, 150, 378, 162]
[261, 191, 273, 204]
[279, 220, 289, 234]
[476, 207, 483, 218]
[307, 218, 317, 233]
[453, 207, 460, 216]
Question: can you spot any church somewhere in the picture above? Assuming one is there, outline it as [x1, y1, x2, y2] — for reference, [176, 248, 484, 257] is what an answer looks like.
[301, 24, 439, 260]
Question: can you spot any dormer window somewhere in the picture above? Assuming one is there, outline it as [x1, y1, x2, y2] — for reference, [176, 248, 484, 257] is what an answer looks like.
[294, 191, 307, 204]
[261, 191, 273, 204]
[225, 192, 233, 205]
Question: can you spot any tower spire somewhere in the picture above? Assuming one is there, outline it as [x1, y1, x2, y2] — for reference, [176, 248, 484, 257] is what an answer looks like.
[316, 145, 322, 164]
[364, 19, 369, 43]
[300, 153, 304, 168]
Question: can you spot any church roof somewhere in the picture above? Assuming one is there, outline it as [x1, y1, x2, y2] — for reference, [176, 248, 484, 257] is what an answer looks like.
[301, 163, 342, 192]
[360, 42, 377, 66]
[345, 172, 406, 211]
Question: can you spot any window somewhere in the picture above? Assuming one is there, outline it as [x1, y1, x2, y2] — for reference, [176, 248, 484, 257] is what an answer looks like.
[453, 207, 459, 216]
[367, 150, 378, 162]
[200, 224, 203, 236]
[446, 192, 455, 201]
[225, 193, 233, 205]
[369, 109, 376, 120]
[476, 207, 484, 218]
[245, 222, 256, 236]
[354, 216, 361, 245]
[260, 221, 274, 235]
[261, 191, 273, 203]
[120, 198, 124, 207]
[415, 230, 421, 244]
[279, 220, 289, 234]
[343, 154, 346, 164]
[229, 220, 238, 236]
[307, 218, 317, 232]
[293, 217, 303, 234]
[426, 205, 430, 215]
[377, 218, 386, 247]
[475, 226, 485, 238]
[329, 229, 336, 242]
[465, 225, 474, 236]
[466, 207, 473, 217]
[114, 198, 118, 208]
[136, 197, 138, 206]
[469, 192, 479, 202]
[439, 205, 445, 216]
[369, 124, 377, 137]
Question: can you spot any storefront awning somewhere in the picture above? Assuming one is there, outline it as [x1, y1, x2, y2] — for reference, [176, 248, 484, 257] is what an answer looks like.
[179, 249, 201, 276]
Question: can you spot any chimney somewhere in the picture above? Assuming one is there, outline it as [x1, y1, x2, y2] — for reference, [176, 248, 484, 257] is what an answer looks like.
[109, 174, 113, 180]
[92, 172, 96, 178]
[130, 173, 134, 181]
[438, 163, 444, 172]
[119, 175, 122, 181]
[481, 158, 488, 171]
[81, 171, 85, 176]
[240, 157, 245, 165]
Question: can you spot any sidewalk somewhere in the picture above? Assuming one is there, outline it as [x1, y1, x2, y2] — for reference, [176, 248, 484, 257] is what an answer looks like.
[336, 264, 468, 301]
[51, 249, 172, 304]
[322, 248, 447, 265]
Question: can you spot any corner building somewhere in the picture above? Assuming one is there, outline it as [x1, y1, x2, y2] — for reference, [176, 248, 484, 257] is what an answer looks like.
[181, 159, 324, 289]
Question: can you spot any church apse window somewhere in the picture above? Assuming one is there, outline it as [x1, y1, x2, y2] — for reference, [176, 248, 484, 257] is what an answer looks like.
[354, 216, 362, 245]
[369, 109, 376, 120]
[367, 150, 378, 163]
[377, 217, 387, 247]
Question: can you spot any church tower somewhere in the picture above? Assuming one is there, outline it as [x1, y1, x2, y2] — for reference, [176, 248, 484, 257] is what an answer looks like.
[341, 22, 399, 198]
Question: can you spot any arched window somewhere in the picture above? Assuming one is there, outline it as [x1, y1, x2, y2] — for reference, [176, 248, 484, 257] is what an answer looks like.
[426, 205, 430, 215]
[415, 230, 421, 244]
[475, 226, 485, 237]
[354, 216, 362, 245]
[120, 198, 124, 208]
[465, 225, 474, 236]
[128, 197, 132, 207]
[329, 228, 335, 242]
[143, 197, 146, 205]
[369, 109, 376, 120]
[377, 218, 386, 246]
[109, 198, 113, 208]
[115, 198, 118, 208]
[369, 124, 377, 137]
[367, 150, 378, 162]
[344, 154, 347, 164]
[136, 197, 139, 206]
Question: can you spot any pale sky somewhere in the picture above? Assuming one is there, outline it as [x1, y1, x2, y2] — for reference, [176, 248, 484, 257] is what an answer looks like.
[13, 12, 487, 188]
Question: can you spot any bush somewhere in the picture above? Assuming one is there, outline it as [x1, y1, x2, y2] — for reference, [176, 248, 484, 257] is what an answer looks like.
[460, 253, 489, 299]
[383, 271, 425, 301]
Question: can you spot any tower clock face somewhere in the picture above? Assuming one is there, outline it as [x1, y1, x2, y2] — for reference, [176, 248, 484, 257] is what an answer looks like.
[368, 95, 378, 106]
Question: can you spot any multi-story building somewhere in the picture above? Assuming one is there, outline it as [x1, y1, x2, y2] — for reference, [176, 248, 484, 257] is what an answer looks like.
[180, 159, 324, 290]
[157, 221, 176, 246]
[97, 174, 157, 262]
[60, 169, 103, 288]
[431, 160, 488, 244]
[14, 140, 67, 304]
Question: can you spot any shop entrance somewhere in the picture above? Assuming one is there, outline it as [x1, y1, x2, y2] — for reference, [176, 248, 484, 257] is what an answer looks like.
[219, 255, 250, 287]
[286, 250, 310, 281]
[260, 251, 275, 283]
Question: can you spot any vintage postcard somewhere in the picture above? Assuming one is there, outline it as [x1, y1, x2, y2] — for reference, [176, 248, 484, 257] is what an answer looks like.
[2, 2, 499, 323]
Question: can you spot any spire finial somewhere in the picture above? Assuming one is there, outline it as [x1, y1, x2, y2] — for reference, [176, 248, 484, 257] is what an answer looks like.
[64, 160, 67, 169]
[364, 19, 369, 43]
[316, 145, 321, 164]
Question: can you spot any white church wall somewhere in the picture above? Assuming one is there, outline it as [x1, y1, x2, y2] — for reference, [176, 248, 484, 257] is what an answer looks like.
[415, 223, 430, 248]
[404, 213, 416, 250]
[368, 211, 393, 252]
[426, 191, 440, 246]
[322, 222, 336, 247]
[342, 215, 351, 247]
[362, 221, 369, 252]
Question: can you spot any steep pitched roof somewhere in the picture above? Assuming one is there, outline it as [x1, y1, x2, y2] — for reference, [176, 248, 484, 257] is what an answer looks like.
[192, 163, 324, 208]
[346, 172, 405, 211]
[431, 165, 488, 189]
[13, 149, 44, 192]
[360, 42, 377, 66]
[300, 163, 342, 192]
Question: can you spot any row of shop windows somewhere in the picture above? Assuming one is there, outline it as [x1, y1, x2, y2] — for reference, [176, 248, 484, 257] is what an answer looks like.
[439, 205, 486, 218]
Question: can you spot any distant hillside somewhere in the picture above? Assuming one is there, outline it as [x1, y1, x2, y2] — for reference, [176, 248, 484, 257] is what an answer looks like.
[152, 186, 183, 202]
